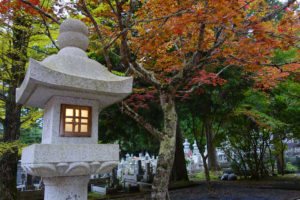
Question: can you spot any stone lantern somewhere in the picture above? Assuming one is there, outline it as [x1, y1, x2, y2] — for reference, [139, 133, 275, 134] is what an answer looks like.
[17, 19, 132, 200]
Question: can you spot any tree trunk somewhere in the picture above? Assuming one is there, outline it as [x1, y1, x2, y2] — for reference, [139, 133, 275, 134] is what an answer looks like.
[0, 96, 22, 199]
[276, 150, 285, 175]
[202, 154, 211, 190]
[151, 93, 177, 200]
[0, 148, 18, 200]
[273, 133, 286, 176]
[170, 120, 188, 182]
[3, 96, 22, 142]
[0, 15, 31, 200]
[205, 121, 220, 170]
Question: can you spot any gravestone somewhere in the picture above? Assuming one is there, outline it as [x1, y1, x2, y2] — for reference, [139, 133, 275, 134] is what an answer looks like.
[221, 173, 228, 180]
[183, 139, 191, 153]
[18, 19, 132, 200]
[228, 173, 237, 181]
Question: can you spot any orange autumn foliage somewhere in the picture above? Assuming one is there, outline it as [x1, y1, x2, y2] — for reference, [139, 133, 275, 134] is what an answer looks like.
[82, 0, 299, 96]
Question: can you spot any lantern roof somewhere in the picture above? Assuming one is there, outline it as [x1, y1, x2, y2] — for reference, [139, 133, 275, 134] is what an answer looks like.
[16, 19, 132, 108]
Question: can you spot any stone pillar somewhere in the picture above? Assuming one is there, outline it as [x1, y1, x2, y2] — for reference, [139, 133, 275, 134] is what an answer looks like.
[43, 176, 90, 200]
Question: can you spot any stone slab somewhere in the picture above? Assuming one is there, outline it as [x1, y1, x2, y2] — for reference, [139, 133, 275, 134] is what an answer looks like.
[91, 185, 106, 195]
[16, 58, 132, 108]
[21, 144, 119, 164]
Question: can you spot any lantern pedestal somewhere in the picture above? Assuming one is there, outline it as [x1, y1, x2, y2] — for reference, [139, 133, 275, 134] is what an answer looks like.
[43, 176, 89, 200]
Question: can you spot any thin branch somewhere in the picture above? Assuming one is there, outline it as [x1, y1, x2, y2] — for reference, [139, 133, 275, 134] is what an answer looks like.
[198, 23, 206, 50]
[41, 14, 60, 50]
[20, 0, 61, 25]
[169, 53, 211, 91]
[80, 0, 113, 71]
[105, 0, 117, 16]
[135, 10, 194, 24]
[229, 55, 299, 71]
[0, 93, 7, 102]
[105, 28, 132, 50]
[130, 61, 162, 88]
[125, 0, 135, 27]
[207, 32, 227, 56]
[178, 64, 232, 94]
[105, 0, 162, 87]
[118, 102, 163, 140]
[262, 61, 299, 67]
[20, 115, 32, 124]
[260, 0, 297, 22]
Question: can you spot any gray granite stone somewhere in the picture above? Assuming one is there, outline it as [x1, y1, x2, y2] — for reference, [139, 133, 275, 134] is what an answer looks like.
[58, 19, 89, 51]
[43, 176, 89, 200]
[22, 144, 119, 164]
[42, 96, 99, 144]
[18, 18, 132, 200]
[16, 19, 132, 108]
[21, 144, 119, 177]
[16, 57, 132, 108]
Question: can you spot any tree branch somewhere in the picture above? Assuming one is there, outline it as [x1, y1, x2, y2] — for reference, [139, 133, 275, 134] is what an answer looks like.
[229, 55, 299, 71]
[260, 0, 297, 22]
[118, 102, 163, 140]
[178, 64, 232, 94]
[135, 10, 194, 24]
[0, 117, 4, 125]
[105, 28, 132, 50]
[0, 93, 7, 102]
[105, 0, 117, 16]
[198, 23, 206, 50]
[130, 61, 162, 88]
[40, 14, 60, 50]
[80, 0, 114, 71]
[20, 0, 61, 25]
[169, 53, 211, 92]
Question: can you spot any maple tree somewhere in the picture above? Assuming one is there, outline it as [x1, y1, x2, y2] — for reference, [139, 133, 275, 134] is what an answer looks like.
[82, 1, 299, 199]
[19, 0, 299, 199]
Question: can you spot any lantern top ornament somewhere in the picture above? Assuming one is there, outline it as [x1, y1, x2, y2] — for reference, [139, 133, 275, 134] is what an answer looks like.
[58, 19, 89, 50]
[16, 19, 133, 109]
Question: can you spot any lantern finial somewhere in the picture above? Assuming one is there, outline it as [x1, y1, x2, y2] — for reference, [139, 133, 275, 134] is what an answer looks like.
[58, 19, 89, 50]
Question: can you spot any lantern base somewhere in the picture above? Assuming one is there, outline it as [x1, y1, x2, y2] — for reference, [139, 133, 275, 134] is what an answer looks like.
[43, 176, 89, 200]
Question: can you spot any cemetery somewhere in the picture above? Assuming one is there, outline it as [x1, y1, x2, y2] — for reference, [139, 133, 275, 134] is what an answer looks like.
[0, 1, 299, 200]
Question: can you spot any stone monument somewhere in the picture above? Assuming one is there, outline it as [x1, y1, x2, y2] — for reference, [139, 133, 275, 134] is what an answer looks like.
[183, 138, 191, 154]
[17, 19, 132, 200]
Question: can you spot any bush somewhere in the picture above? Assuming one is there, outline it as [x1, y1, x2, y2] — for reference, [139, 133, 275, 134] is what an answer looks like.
[285, 162, 298, 174]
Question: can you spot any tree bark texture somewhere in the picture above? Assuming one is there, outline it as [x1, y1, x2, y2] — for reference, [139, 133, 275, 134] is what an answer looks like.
[0, 148, 18, 200]
[276, 151, 285, 175]
[151, 93, 177, 200]
[205, 121, 220, 170]
[170, 120, 188, 182]
[0, 15, 31, 200]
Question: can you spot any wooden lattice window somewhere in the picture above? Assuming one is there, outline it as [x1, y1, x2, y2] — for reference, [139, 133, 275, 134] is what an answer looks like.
[60, 104, 92, 137]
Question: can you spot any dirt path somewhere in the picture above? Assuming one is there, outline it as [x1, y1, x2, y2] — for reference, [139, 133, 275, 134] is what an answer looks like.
[168, 183, 300, 200]
[114, 180, 300, 200]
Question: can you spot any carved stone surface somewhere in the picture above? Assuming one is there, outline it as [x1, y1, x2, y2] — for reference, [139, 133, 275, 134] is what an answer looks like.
[16, 19, 132, 109]
[58, 19, 89, 51]
[22, 161, 118, 177]
[43, 176, 90, 200]
[21, 144, 119, 164]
